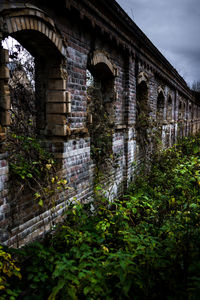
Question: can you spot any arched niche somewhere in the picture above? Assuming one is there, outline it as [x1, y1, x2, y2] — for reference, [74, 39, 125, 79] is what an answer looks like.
[87, 49, 118, 119]
[87, 50, 118, 172]
[0, 3, 68, 137]
[136, 72, 149, 115]
[157, 87, 165, 124]
[166, 94, 172, 122]
[178, 100, 182, 120]
[182, 102, 186, 120]
[189, 103, 192, 120]
[136, 73, 150, 157]
[178, 100, 186, 121]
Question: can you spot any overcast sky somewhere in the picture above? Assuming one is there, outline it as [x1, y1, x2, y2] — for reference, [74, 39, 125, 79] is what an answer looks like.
[116, 0, 200, 87]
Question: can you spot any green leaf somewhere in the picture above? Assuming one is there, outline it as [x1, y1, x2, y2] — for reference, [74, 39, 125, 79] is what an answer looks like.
[38, 199, 43, 207]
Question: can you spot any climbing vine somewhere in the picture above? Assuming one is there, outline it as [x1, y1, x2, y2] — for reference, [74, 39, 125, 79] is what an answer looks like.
[3, 38, 69, 242]
[87, 86, 113, 167]
[87, 85, 118, 197]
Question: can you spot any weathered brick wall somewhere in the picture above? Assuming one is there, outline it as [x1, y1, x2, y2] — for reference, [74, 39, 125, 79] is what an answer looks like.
[0, 153, 9, 243]
[0, 0, 200, 247]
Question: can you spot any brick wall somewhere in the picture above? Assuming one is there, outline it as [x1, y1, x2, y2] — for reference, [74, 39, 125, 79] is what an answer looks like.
[0, 0, 200, 247]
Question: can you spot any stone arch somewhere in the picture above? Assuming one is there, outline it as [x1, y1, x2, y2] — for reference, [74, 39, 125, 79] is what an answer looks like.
[87, 50, 118, 124]
[1, 3, 66, 56]
[0, 3, 68, 137]
[89, 50, 118, 78]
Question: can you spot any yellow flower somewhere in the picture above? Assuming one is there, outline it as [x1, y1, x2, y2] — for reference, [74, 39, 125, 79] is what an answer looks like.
[102, 245, 109, 253]
[45, 164, 52, 170]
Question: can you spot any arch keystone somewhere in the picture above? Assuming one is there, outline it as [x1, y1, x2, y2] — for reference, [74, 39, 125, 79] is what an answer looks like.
[138, 71, 148, 84]
[157, 85, 165, 97]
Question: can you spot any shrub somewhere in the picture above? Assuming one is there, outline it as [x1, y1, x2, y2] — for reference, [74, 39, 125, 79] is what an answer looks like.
[2, 135, 200, 299]
[0, 245, 21, 300]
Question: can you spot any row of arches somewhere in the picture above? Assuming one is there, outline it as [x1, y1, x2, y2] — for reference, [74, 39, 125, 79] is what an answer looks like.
[136, 74, 200, 152]
[137, 75, 198, 126]
[1, 2, 200, 247]
[0, 4, 198, 143]
[0, 4, 120, 246]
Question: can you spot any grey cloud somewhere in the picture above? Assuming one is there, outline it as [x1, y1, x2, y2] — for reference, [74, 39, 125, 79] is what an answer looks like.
[116, 0, 200, 85]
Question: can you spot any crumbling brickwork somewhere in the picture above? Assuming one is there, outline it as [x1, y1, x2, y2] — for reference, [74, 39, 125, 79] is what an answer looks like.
[0, 0, 199, 247]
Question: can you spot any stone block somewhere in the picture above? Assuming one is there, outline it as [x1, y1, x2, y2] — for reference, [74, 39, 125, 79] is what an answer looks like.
[0, 49, 9, 64]
[48, 79, 66, 90]
[88, 113, 93, 124]
[30, 18, 34, 30]
[46, 114, 67, 125]
[66, 91, 71, 113]
[0, 84, 9, 95]
[15, 17, 21, 31]
[0, 66, 9, 79]
[34, 19, 38, 30]
[46, 103, 66, 114]
[66, 91, 71, 102]
[11, 19, 17, 32]
[25, 17, 30, 30]
[0, 95, 10, 110]
[48, 68, 62, 79]
[0, 166, 9, 176]
[0, 111, 10, 126]
[52, 124, 67, 136]
[47, 91, 66, 102]
[20, 17, 26, 30]
[67, 102, 71, 113]
[38, 20, 42, 32]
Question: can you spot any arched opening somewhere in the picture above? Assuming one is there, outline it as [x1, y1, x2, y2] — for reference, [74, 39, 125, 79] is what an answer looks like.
[136, 80, 150, 160]
[157, 91, 165, 124]
[183, 102, 186, 136]
[183, 103, 186, 118]
[188, 103, 192, 135]
[87, 61, 115, 179]
[0, 6, 67, 138]
[11, 30, 65, 136]
[0, 8, 68, 246]
[178, 101, 182, 120]
[189, 103, 192, 120]
[2, 37, 36, 136]
[136, 81, 149, 121]
[2, 30, 65, 227]
[178, 101, 183, 138]
[166, 95, 172, 122]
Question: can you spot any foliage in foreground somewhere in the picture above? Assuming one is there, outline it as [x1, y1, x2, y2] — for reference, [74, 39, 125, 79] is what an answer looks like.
[2, 135, 200, 299]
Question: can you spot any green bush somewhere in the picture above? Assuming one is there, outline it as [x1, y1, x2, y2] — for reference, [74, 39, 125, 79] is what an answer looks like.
[2, 135, 200, 299]
[0, 245, 21, 300]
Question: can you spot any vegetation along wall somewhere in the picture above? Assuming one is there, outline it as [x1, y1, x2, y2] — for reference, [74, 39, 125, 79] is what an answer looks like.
[0, 0, 200, 247]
